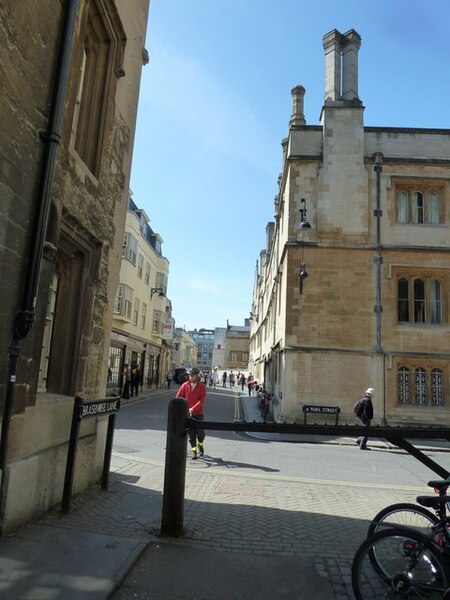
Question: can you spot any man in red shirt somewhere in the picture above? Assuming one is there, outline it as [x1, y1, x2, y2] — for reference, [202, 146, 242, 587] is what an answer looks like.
[176, 367, 207, 459]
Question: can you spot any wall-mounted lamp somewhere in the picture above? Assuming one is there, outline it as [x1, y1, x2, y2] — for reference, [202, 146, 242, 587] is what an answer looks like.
[151, 287, 165, 298]
[299, 263, 308, 294]
[299, 198, 311, 229]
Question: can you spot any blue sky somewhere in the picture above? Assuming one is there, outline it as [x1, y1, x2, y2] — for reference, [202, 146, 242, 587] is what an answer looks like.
[130, 0, 450, 331]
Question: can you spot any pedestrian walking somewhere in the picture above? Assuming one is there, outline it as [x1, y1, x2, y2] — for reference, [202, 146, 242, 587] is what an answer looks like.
[229, 371, 235, 388]
[222, 371, 228, 388]
[355, 387, 374, 450]
[248, 374, 254, 396]
[122, 363, 131, 399]
[166, 371, 172, 389]
[212, 367, 219, 389]
[176, 367, 207, 460]
[130, 362, 140, 397]
[239, 373, 246, 391]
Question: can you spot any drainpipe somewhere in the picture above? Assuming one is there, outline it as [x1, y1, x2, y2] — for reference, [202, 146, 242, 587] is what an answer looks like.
[0, 0, 81, 513]
[373, 153, 384, 420]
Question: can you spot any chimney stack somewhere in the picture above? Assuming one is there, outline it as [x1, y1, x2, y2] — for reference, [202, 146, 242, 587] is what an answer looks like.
[322, 28, 361, 103]
[341, 30, 361, 101]
[323, 29, 342, 101]
[290, 85, 306, 127]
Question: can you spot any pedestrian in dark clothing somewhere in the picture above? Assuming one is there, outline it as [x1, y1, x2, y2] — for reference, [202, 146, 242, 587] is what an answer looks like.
[130, 363, 140, 397]
[166, 372, 172, 389]
[122, 363, 131, 399]
[356, 387, 374, 450]
[239, 374, 246, 391]
[222, 371, 228, 388]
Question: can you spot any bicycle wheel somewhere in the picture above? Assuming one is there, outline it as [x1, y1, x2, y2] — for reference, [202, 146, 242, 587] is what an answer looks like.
[352, 527, 449, 599]
[368, 503, 438, 538]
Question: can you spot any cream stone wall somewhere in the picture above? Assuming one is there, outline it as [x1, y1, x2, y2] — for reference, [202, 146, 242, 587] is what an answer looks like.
[250, 30, 450, 428]
[276, 350, 383, 423]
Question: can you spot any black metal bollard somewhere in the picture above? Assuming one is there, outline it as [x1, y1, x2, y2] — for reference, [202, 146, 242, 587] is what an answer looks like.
[161, 397, 189, 536]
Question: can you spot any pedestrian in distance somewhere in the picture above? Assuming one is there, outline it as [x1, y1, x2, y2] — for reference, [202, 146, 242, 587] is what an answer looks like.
[130, 362, 140, 397]
[122, 363, 131, 399]
[166, 371, 172, 389]
[354, 387, 374, 450]
[212, 367, 219, 389]
[229, 371, 235, 388]
[239, 373, 246, 391]
[222, 371, 228, 388]
[248, 374, 255, 396]
[176, 367, 207, 460]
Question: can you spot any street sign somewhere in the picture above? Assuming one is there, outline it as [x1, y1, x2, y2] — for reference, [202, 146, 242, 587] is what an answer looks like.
[79, 398, 120, 419]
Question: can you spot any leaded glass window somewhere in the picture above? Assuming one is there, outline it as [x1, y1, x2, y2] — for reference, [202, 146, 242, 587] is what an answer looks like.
[398, 367, 411, 404]
[415, 368, 427, 405]
[431, 369, 444, 406]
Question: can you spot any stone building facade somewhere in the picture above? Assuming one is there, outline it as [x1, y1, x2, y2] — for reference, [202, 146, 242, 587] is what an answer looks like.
[172, 328, 197, 371]
[109, 196, 172, 393]
[212, 322, 250, 374]
[249, 29, 450, 426]
[0, 0, 150, 531]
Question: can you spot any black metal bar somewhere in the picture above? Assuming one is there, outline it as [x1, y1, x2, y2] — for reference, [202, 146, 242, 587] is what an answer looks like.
[101, 413, 117, 491]
[161, 398, 188, 537]
[386, 436, 450, 479]
[62, 396, 83, 513]
[187, 419, 450, 439]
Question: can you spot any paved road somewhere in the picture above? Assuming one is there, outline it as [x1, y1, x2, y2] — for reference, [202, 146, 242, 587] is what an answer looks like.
[111, 387, 450, 599]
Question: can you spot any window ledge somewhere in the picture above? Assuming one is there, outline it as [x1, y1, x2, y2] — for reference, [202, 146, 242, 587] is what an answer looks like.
[113, 315, 131, 323]
[68, 145, 100, 188]
[396, 322, 446, 328]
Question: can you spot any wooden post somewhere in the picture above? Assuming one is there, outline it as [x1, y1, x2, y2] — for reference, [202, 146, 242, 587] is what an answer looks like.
[161, 397, 188, 537]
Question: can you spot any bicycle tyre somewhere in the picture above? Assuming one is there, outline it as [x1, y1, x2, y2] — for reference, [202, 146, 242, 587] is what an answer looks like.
[352, 526, 449, 599]
[368, 502, 438, 538]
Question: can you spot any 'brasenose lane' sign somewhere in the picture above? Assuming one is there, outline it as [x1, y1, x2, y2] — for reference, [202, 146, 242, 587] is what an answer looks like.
[79, 398, 120, 420]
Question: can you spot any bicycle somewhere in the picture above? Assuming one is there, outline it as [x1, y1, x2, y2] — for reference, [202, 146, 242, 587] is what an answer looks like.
[368, 477, 450, 538]
[353, 493, 450, 598]
[352, 525, 450, 598]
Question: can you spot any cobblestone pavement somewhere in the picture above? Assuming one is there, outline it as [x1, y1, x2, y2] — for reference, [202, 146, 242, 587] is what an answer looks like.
[109, 450, 428, 600]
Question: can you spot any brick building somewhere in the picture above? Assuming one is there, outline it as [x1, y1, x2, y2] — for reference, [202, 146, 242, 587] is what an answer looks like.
[249, 29, 450, 426]
[0, 0, 150, 530]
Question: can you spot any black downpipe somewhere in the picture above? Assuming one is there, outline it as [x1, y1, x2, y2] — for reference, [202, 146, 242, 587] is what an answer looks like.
[373, 154, 383, 352]
[0, 0, 81, 504]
